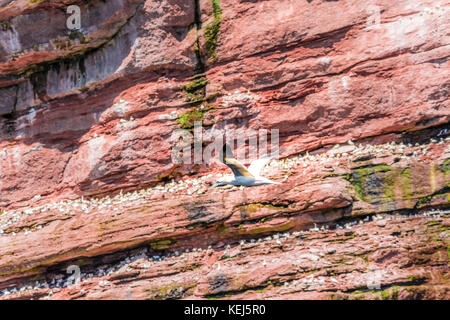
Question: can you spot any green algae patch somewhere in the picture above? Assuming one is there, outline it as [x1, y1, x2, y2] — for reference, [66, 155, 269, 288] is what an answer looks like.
[204, 0, 222, 61]
[407, 275, 423, 284]
[374, 286, 401, 300]
[180, 75, 210, 103]
[440, 159, 450, 188]
[400, 168, 413, 202]
[145, 283, 193, 300]
[391, 286, 400, 299]
[241, 203, 262, 214]
[178, 76, 213, 126]
[440, 159, 450, 175]
[383, 171, 396, 202]
[237, 220, 293, 236]
[181, 77, 208, 93]
[345, 164, 391, 201]
[177, 104, 215, 129]
[416, 190, 450, 209]
[238, 203, 285, 217]
[215, 223, 228, 233]
[329, 293, 350, 300]
[178, 109, 206, 129]
[0, 20, 12, 31]
[149, 238, 176, 250]
[345, 164, 421, 208]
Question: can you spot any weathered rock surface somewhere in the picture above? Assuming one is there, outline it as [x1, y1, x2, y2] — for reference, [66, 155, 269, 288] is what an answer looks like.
[1, 209, 449, 300]
[0, 0, 449, 299]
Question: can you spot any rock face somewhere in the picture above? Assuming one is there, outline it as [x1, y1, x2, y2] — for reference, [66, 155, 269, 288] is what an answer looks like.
[0, 0, 449, 300]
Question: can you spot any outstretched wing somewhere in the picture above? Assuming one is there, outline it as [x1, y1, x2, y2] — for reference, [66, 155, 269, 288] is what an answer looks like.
[248, 155, 273, 176]
[219, 144, 254, 178]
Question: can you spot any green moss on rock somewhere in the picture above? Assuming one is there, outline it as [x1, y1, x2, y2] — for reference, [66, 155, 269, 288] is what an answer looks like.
[380, 290, 390, 300]
[239, 203, 285, 214]
[177, 103, 215, 129]
[177, 109, 205, 129]
[383, 171, 396, 202]
[440, 159, 450, 181]
[237, 221, 293, 236]
[145, 283, 190, 300]
[216, 223, 228, 233]
[400, 168, 413, 201]
[204, 0, 222, 61]
[181, 77, 208, 93]
[345, 164, 390, 201]
[0, 20, 12, 31]
[149, 238, 175, 250]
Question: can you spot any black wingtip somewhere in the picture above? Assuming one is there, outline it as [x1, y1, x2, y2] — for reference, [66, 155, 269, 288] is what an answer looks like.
[219, 143, 234, 163]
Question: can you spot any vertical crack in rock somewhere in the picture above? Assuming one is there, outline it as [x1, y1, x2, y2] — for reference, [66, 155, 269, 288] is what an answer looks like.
[193, 0, 205, 73]
[1, 85, 19, 135]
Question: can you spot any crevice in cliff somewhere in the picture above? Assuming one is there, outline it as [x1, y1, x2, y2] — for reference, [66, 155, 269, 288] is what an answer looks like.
[171, 0, 221, 134]
[193, 0, 205, 73]
[204, 284, 269, 300]
[272, 120, 450, 162]
[1, 85, 18, 136]
[179, 0, 225, 107]
[414, 186, 450, 210]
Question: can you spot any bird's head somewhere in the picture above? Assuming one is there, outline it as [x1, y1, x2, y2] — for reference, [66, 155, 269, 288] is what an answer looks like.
[210, 181, 226, 188]
[209, 175, 233, 189]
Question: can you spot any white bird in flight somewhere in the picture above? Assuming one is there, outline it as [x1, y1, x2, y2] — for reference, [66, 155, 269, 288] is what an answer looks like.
[210, 144, 281, 188]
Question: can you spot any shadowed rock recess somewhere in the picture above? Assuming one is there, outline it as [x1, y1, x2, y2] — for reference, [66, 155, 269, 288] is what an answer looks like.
[0, 0, 449, 300]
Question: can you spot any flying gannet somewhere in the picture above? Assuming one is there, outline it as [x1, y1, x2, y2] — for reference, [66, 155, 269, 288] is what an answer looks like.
[210, 144, 281, 188]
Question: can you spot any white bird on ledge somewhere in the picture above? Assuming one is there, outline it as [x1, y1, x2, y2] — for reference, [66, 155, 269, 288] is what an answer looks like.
[210, 143, 281, 188]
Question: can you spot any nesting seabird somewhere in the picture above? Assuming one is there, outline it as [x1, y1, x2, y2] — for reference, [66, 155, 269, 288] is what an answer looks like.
[210, 144, 281, 188]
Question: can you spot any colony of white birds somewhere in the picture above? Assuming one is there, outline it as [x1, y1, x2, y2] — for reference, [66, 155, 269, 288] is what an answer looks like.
[0, 135, 448, 299]
[0, 209, 447, 298]
[0, 135, 448, 237]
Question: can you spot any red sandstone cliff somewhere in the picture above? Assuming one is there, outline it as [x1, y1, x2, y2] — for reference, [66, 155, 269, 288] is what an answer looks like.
[0, 0, 449, 300]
